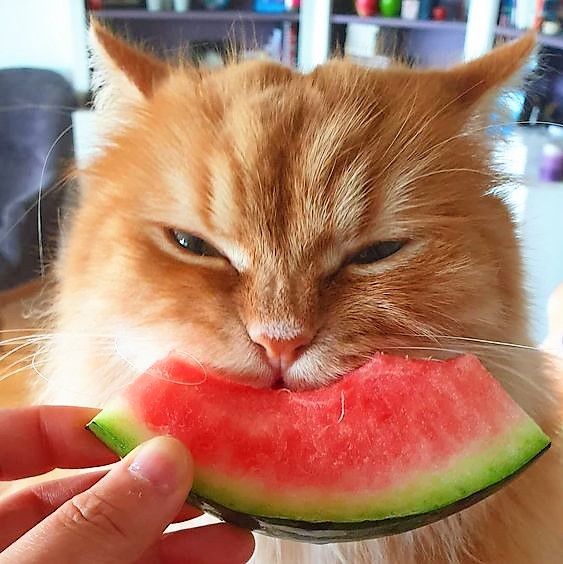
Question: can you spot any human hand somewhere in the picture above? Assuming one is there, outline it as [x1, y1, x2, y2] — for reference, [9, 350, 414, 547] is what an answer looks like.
[0, 406, 255, 563]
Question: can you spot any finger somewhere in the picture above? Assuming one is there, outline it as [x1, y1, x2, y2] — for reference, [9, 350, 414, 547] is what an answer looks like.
[0, 473, 202, 552]
[159, 524, 255, 564]
[0, 406, 117, 480]
[172, 504, 203, 523]
[0, 437, 193, 564]
[0, 470, 108, 551]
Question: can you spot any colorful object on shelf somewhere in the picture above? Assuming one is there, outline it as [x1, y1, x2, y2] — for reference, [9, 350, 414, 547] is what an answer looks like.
[284, 0, 300, 11]
[91, 0, 145, 7]
[202, 0, 230, 9]
[432, 5, 447, 20]
[418, 0, 436, 19]
[379, 0, 401, 17]
[540, 0, 561, 34]
[401, 0, 420, 20]
[499, 0, 516, 27]
[542, 20, 561, 34]
[254, 0, 286, 13]
[539, 143, 563, 181]
[87, 354, 550, 543]
[282, 22, 298, 66]
[146, 0, 165, 10]
[440, 0, 464, 20]
[355, 0, 378, 17]
[514, 0, 537, 30]
[172, 0, 190, 11]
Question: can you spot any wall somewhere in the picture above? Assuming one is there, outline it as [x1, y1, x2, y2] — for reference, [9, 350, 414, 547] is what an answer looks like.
[0, 0, 89, 95]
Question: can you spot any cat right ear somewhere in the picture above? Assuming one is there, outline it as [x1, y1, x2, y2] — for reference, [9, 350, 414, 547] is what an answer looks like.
[439, 33, 537, 109]
[89, 19, 169, 113]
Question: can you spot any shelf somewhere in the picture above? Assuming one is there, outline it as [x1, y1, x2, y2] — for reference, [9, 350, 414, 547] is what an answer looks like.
[92, 10, 563, 50]
[330, 14, 466, 32]
[495, 26, 563, 50]
[93, 9, 300, 23]
[329, 15, 563, 50]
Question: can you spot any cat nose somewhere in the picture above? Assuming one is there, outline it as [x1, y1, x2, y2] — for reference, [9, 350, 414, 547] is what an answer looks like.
[249, 329, 312, 370]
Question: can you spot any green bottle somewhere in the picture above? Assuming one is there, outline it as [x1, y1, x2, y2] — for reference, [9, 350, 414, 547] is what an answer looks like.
[379, 0, 402, 17]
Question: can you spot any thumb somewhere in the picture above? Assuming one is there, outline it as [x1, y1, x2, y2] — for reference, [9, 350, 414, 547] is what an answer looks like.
[1, 436, 193, 564]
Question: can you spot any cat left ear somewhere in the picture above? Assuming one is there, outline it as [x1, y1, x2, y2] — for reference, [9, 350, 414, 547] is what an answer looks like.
[440, 32, 536, 107]
[89, 19, 169, 105]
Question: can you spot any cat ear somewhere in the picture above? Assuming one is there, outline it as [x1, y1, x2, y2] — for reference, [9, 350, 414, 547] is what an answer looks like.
[441, 33, 536, 107]
[89, 19, 169, 110]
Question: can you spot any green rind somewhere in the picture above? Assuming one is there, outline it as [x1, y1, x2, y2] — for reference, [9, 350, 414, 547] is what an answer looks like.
[87, 401, 156, 458]
[189, 444, 550, 543]
[189, 417, 549, 521]
[87, 405, 550, 525]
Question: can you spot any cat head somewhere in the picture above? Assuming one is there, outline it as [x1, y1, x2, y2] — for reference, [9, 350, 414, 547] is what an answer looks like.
[59, 23, 535, 390]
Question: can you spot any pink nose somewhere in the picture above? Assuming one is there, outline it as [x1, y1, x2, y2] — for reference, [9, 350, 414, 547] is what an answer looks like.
[251, 333, 312, 370]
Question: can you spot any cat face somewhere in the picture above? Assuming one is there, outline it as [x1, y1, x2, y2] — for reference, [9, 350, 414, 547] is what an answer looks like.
[57, 26, 535, 390]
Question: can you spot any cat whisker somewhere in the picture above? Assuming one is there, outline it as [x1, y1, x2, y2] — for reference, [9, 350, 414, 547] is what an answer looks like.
[0, 332, 117, 349]
[1, 348, 47, 373]
[0, 335, 51, 348]
[0, 355, 50, 384]
[0, 336, 47, 363]
[371, 345, 465, 356]
[414, 334, 542, 352]
[374, 81, 483, 185]
[112, 336, 139, 371]
[0, 328, 50, 334]
[31, 348, 51, 382]
[0, 103, 77, 114]
[420, 119, 563, 165]
[361, 342, 559, 405]
[483, 356, 559, 406]
[374, 90, 419, 170]
[0, 175, 67, 246]
[397, 168, 491, 190]
[37, 123, 74, 276]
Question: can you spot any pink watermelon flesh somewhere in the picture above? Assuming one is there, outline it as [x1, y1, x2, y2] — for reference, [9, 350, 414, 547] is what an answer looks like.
[87, 354, 550, 543]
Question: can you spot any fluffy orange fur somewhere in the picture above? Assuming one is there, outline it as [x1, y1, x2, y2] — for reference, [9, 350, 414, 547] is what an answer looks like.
[37, 24, 561, 563]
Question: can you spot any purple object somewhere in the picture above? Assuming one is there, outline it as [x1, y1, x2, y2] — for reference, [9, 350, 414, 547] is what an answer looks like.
[539, 143, 563, 182]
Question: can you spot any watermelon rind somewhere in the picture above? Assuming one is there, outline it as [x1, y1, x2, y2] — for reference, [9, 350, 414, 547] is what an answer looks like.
[188, 446, 548, 543]
[87, 404, 550, 543]
[87, 400, 156, 457]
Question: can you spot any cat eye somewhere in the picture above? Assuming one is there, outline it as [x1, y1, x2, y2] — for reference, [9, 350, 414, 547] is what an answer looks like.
[169, 229, 222, 258]
[350, 240, 405, 265]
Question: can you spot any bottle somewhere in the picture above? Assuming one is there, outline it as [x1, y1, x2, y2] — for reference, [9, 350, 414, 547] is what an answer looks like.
[173, 0, 190, 10]
[380, 0, 401, 17]
[284, 0, 300, 11]
[355, 0, 377, 17]
[498, 0, 516, 27]
[402, 0, 420, 20]
[147, 0, 164, 10]
[419, 0, 436, 19]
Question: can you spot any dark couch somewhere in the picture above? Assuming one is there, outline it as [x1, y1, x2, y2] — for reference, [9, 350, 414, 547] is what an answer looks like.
[0, 68, 76, 290]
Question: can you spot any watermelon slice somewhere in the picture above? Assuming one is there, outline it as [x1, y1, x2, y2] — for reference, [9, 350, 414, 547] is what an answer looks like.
[87, 354, 550, 543]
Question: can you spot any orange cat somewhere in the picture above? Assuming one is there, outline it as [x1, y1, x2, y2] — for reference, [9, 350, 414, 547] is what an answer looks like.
[39, 23, 561, 563]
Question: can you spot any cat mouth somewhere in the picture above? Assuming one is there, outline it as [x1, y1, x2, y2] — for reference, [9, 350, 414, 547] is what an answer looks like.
[271, 376, 288, 390]
[167, 342, 464, 392]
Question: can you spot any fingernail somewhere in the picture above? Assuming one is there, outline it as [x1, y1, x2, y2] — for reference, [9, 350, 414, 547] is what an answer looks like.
[128, 436, 190, 493]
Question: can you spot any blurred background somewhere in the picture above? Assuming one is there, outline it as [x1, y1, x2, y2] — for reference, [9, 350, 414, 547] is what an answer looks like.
[0, 0, 562, 364]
